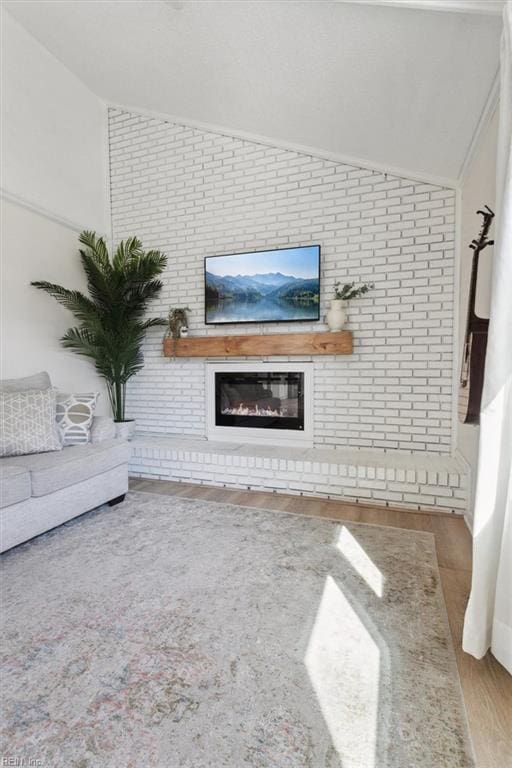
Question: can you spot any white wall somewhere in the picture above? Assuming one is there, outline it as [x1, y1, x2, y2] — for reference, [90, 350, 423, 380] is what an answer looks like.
[109, 108, 457, 454]
[0, 10, 109, 411]
[1, 201, 108, 411]
[1, 11, 108, 229]
[457, 108, 499, 507]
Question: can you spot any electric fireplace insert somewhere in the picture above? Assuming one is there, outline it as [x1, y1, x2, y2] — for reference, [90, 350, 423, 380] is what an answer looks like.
[215, 371, 304, 431]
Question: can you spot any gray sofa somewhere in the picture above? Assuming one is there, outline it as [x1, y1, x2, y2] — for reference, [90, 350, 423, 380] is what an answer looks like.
[0, 373, 130, 553]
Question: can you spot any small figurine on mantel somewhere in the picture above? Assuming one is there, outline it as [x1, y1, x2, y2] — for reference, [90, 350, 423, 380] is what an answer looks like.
[326, 282, 374, 331]
[165, 306, 190, 357]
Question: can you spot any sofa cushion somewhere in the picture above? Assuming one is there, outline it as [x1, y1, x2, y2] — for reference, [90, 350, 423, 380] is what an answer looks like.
[0, 371, 51, 392]
[0, 388, 62, 457]
[0, 465, 31, 508]
[1, 439, 131, 497]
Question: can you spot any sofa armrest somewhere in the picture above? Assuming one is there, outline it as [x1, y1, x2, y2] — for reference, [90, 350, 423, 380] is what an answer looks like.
[90, 416, 116, 443]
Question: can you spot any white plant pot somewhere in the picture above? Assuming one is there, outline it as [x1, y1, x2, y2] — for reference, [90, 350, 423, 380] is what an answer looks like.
[114, 419, 136, 441]
[326, 299, 347, 331]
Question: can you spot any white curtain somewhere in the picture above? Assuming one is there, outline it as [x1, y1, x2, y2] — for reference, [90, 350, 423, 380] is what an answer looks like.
[462, 1, 512, 674]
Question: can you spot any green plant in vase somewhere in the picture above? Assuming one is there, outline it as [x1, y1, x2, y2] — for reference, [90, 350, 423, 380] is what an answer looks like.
[165, 307, 191, 358]
[326, 281, 374, 331]
[334, 282, 374, 301]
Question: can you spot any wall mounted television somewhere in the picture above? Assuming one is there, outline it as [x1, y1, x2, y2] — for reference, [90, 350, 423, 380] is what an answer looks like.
[204, 244, 320, 325]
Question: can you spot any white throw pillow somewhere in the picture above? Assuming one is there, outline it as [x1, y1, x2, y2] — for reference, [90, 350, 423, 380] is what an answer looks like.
[90, 415, 116, 443]
[0, 388, 62, 457]
[55, 392, 99, 445]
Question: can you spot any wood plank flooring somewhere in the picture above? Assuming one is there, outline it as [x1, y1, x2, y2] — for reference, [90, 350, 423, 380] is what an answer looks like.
[130, 477, 512, 768]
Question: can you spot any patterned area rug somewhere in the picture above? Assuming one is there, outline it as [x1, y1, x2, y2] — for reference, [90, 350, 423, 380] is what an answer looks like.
[1, 491, 473, 768]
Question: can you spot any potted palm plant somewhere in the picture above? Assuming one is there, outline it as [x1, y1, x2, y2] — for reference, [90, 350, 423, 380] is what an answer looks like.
[32, 230, 167, 439]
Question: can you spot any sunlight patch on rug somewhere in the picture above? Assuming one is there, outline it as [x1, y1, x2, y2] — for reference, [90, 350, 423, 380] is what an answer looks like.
[305, 574, 381, 767]
[337, 524, 384, 597]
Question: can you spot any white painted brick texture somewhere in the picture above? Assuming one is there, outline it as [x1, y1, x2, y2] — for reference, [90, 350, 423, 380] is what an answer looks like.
[129, 436, 467, 515]
[108, 108, 456, 455]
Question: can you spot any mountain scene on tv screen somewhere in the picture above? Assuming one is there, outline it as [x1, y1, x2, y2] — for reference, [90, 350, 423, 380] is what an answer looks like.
[205, 269, 320, 323]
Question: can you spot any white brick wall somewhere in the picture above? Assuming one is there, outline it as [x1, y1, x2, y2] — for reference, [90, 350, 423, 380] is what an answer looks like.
[108, 108, 456, 455]
[129, 436, 467, 515]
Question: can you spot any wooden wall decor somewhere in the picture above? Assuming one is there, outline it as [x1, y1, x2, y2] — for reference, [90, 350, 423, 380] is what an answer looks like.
[163, 331, 353, 358]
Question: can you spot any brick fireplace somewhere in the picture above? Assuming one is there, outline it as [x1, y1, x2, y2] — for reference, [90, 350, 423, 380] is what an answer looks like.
[110, 108, 466, 516]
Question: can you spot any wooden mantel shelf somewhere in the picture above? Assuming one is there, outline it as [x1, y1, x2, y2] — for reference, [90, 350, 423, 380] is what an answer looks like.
[163, 330, 352, 358]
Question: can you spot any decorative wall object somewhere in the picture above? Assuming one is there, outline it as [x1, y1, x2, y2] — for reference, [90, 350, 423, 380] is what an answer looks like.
[458, 206, 494, 425]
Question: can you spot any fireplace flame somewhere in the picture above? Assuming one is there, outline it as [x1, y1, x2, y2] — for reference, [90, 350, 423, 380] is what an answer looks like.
[221, 404, 285, 418]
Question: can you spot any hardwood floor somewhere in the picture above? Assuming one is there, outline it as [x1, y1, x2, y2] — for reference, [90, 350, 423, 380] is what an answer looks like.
[130, 477, 512, 768]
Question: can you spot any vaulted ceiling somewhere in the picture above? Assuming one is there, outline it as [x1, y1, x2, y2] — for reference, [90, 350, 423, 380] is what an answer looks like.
[4, 0, 503, 182]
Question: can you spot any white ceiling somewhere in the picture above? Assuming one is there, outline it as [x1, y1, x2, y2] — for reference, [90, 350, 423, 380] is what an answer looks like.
[4, 0, 502, 182]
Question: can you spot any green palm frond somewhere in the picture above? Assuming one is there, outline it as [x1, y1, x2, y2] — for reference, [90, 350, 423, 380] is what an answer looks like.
[124, 280, 165, 315]
[79, 249, 114, 307]
[79, 231, 110, 268]
[139, 317, 168, 330]
[61, 326, 99, 357]
[31, 282, 100, 323]
[128, 251, 168, 282]
[113, 236, 143, 272]
[32, 231, 167, 422]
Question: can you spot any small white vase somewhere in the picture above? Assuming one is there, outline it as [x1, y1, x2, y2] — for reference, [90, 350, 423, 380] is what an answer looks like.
[114, 419, 136, 441]
[326, 299, 347, 331]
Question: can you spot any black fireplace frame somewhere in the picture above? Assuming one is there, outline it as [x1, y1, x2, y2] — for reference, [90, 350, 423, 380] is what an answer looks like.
[215, 371, 305, 431]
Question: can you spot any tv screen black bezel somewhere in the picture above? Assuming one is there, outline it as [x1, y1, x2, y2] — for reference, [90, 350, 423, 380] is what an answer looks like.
[204, 244, 321, 326]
